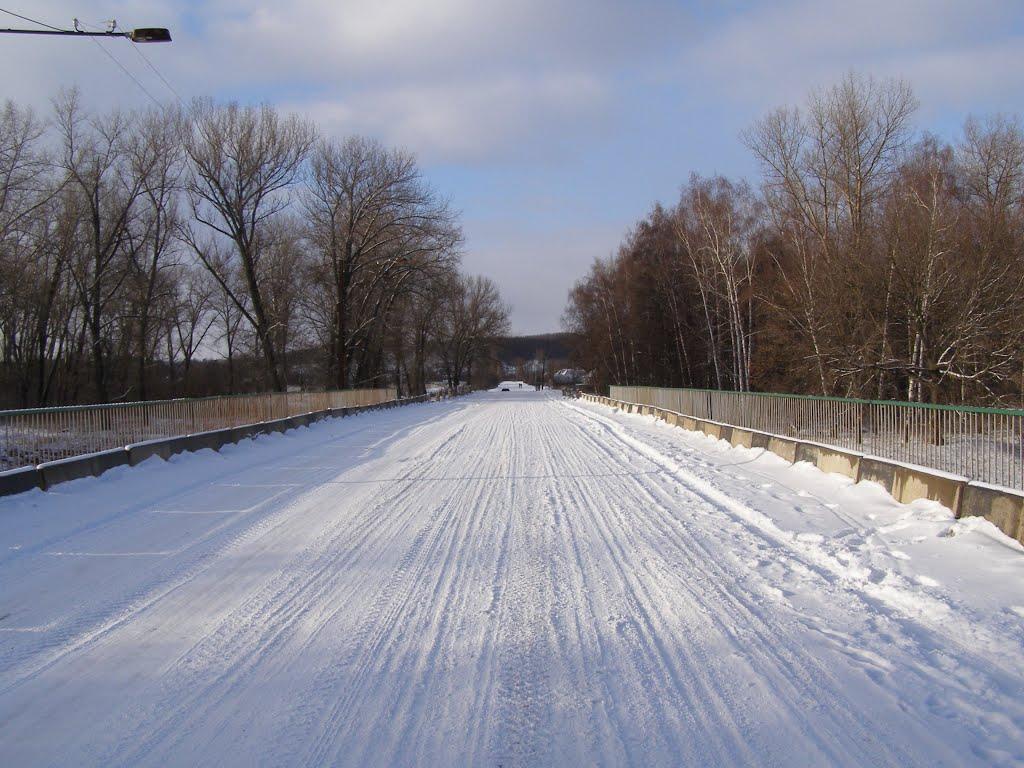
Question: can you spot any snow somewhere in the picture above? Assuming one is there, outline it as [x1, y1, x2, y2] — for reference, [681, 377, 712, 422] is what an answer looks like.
[2, 392, 1024, 766]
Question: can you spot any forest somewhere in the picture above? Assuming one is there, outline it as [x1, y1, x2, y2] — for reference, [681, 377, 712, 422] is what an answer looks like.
[564, 74, 1024, 406]
[0, 91, 510, 408]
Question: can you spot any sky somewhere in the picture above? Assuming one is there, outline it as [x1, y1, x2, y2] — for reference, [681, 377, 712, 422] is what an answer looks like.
[1, 1, 1023, 334]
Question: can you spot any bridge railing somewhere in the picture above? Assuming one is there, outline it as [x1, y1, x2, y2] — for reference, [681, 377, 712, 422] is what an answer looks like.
[0, 388, 397, 471]
[610, 386, 1024, 491]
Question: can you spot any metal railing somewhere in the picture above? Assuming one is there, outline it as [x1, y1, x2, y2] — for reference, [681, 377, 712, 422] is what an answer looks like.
[0, 388, 397, 471]
[610, 386, 1024, 491]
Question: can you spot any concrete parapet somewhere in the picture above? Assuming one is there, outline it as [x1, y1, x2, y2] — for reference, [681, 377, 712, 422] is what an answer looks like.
[796, 441, 862, 481]
[182, 427, 237, 453]
[0, 395, 438, 499]
[892, 465, 966, 513]
[592, 395, 1024, 546]
[0, 466, 42, 495]
[857, 457, 897, 493]
[961, 484, 1024, 540]
[232, 424, 262, 443]
[767, 436, 800, 464]
[749, 431, 771, 450]
[729, 428, 754, 449]
[39, 448, 130, 489]
[128, 436, 177, 464]
[697, 421, 732, 442]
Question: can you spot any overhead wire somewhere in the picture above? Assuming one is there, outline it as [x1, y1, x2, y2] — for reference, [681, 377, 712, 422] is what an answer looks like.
[0, 8, 167, 109]
[127, 37, 185, 106]
[78, 18, 166, 109]
[88, 35, 164, 108]
[82, 15, 184, 107]
[0, 6, 63, 31]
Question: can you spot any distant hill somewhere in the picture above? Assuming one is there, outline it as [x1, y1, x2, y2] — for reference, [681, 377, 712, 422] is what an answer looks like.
[496, 333, 573, 362]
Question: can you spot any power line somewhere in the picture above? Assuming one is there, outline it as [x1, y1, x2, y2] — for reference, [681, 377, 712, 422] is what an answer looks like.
[77, 18, 166, 109]
[0, 6, 63, 31]
[0, 8, 165, 108]
[89, 36, 164, 108]
[129, 37, 184, 105]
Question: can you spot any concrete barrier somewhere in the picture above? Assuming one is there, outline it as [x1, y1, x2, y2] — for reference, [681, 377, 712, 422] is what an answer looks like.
[729, 428, 754, 449]
[893, 465, 966, 513]
[696, 421, 733, 442]
[697, 421, 721, 440]
[0, 392, 460, 500]
[590, 395, 1024, 544]
[767, 436, 800, 464]
[749, 430, 771, 450]
[796, 441, 862, 481]
[961, 484, 1024, 540]
[0, 466, 42, 495]
[186, 427, 239, 453]
[232, 424, 263, 443]
[39, 447, 131, 489]
[857, 457, 897, 494]
[128, 436, 181, 465]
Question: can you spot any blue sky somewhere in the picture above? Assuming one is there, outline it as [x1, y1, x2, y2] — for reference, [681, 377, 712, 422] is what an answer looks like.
[2, 1, 1023, 333]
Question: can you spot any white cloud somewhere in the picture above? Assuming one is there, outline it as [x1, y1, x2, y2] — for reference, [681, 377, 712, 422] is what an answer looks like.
[295, 72, 608, 162]
[207, 0, 688, 80]
[687, 0, 1024, 111]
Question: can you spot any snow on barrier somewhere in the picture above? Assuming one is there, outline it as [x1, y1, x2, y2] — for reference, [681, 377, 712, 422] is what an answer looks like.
[0, 388, 398, 472]
[583, 392, 1024, 547]
[0, 390, 466, 498]
[610, 385, 1024, 491]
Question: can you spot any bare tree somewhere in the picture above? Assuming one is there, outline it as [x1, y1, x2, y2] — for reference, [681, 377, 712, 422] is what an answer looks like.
[743, 73, 917, 394]
[55, 90, 154, 402]
[435, 274, 510, 388]
[124, 106, 185, 399]
[183, 99, 315, 391]
[304, 136, 461, 388]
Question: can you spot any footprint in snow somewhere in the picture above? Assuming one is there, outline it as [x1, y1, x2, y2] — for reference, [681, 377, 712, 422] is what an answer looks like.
[794, 532, 825, 545]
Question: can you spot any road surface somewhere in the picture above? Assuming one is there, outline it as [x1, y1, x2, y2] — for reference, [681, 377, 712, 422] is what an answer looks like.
[1, 390, 1024, 766]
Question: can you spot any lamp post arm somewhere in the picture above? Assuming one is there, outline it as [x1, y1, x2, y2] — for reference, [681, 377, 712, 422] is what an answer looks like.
[0, 27, 171, 42]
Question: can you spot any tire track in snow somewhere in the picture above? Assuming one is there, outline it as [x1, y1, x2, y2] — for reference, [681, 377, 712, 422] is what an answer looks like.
[5, 393, 1024, 767]
[484, 410, 556, 768]
[542, 403, 743, 765]
[565, 400, 1024, 765]
[84, 419, 475, 765]
[564, 404, 959, 761]
[296, 413, 504, 767]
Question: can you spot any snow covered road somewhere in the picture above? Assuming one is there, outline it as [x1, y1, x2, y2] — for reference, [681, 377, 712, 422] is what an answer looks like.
[2, 390, 1024, 766]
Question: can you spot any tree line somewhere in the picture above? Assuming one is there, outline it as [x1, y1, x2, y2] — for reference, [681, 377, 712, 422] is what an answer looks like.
[0, 90, 510, 407]
[564, 74, 1024, 406]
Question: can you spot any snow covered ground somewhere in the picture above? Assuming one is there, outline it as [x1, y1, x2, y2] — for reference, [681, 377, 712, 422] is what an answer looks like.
[1, 390, 1024, 766]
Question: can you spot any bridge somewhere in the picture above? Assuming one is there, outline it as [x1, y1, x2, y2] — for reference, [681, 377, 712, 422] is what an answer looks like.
[1, 389, 1023, 765]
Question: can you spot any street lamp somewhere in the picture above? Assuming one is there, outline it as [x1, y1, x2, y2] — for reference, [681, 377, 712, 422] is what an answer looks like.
[0, 25, 171, 42]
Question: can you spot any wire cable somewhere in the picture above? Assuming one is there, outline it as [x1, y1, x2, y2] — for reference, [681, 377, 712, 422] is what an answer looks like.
[0, 8, 165, 108]
[0, 6, 64, 31]
[128, 38, 184, 105]
[89, 36, 164, 108]
[77, 18, 166, 109]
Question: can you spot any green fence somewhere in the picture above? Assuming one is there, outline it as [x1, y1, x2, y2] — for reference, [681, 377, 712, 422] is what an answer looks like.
[609, 386, 1024, 491]
[0, 388, 397, 471]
